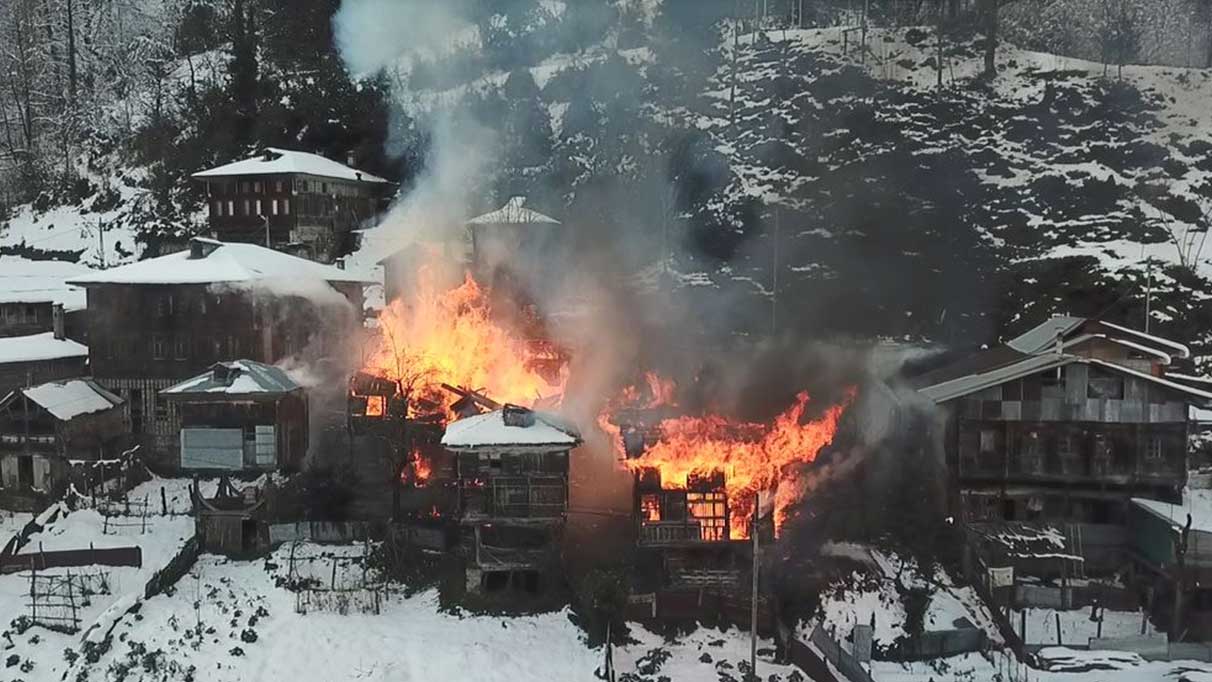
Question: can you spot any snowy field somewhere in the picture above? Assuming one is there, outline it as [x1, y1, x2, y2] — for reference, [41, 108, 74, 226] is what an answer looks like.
[58, 542, 800, 682]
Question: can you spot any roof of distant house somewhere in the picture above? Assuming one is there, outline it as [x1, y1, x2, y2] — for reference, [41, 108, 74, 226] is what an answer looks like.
[0, 257, 90, 310]
[67, 238, 373, 287]
[0, 332, 88, 364]
[442, 407, 581, 449]
[162, 360, 302, 398]
[466, 196, 560, 226]
[1, 379, 122, 421]
[1007, 315, 1189, 359]
[1131, 491, 1212, 534]
[192, 147, 390, 184]
[917, 352, 1212, 405]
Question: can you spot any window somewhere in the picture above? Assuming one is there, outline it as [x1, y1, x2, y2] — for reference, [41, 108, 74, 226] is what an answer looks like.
[227, 200, 234, 216]
[322, 182, 329, 194]
[255, 199, 262, 215]
[1147, 436, 1163, 460]
[243, 199, 251, 215]
[213, 200, 221, 217]
[271, 199, 279, 215]
[157, 294, 173, 317]
[154, 396, 168, 422]
[979, 429, 996, 453]
[1088, 375, 1125, 400]
[275, 180, 284, 193]
[283, 199, 290, 215]
[152, 335, 168, 359]
[174, 336, 189, 360]
[254, 181, 262, 194]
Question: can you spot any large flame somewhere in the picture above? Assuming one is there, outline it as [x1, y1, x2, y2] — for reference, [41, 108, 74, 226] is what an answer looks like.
[365, 266, 565, 417]
[624, 390, 852, 539]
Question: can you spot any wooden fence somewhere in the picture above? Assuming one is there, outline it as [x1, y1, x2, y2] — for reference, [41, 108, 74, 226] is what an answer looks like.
[0, 544, 142, 574]
[144, 536, 200, 600]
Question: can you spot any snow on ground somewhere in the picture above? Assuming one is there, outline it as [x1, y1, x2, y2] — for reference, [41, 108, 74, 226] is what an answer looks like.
[0, 178, 147, 267]
[872, 649, 1212, 681]
[63, 542, 799, 682]
[0, 507, 33, 543]
[814, 549, 1002, 648]
[0, 506, 193, 682]
[1012, 606, 1156, 647]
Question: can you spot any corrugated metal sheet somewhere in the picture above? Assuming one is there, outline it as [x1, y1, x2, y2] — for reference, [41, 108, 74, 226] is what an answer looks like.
[181, 428, 243, 470]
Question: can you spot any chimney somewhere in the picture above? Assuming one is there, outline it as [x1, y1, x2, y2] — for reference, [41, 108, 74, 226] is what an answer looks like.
[188, 237, 220, 260]
[52, 303, 65, 340]
[502, 404, 536, 428]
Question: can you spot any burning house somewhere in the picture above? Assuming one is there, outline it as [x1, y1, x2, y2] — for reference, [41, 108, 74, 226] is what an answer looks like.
[441, 404, 581, 597]
[67, 237, 370, 470]
[192, 148, 392, 262]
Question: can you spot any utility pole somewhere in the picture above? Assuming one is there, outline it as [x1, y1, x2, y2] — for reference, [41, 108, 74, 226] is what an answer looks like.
[749, 520, 759, 675]
[1144, 258, 1153, 334]
[97, 218, 105, 268]
[771, 206, 779, 336]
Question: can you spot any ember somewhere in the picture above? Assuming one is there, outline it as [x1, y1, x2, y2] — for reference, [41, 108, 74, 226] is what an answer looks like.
[624, 390, 852, 539]
[364, 265, 566, 420]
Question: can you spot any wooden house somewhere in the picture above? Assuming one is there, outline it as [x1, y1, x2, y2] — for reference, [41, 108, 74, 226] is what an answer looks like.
[0, 379, 125, 508]
[161, 360, 307, 473]
[192, 148, 392, 262]
[441, 404, 581, 597]
[0, 257, 89, 340]
[916, 315, 1212, 576]
[0, 332, 89, 400]
[67, 237, 370, 471]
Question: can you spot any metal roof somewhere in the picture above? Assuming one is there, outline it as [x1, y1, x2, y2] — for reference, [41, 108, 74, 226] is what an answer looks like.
[162, 360, 302, 398]
[1005, 316, 1086, 354]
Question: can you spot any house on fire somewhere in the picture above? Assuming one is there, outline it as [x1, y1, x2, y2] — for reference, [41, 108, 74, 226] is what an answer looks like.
[441, 404, 581, 597]
[915, 315, 1212, 579]
[67, 237, 370, 471]
[0, 379, 125, 508]
[161, 360, 307, 473]
[192, 147, 392, 262]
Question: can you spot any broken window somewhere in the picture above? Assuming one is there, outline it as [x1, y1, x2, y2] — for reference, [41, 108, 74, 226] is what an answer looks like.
[1088, 375, 1124, 400]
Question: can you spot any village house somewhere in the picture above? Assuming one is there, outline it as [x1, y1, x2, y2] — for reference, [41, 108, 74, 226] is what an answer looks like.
[0, 378, 125, 510]
[0, 331, 90, 400]
[161, 360, 308, 473]
[66, 237, 370, 471]
[192, 148, 392, 262]
[441, 404, 580, 598]
[0, 257, 89, 340]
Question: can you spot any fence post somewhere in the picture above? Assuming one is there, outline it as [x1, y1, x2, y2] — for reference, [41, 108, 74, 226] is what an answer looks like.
[331, 557, 338, 589]
[161, 486, 167, 515]
[29, 565, 37, 623]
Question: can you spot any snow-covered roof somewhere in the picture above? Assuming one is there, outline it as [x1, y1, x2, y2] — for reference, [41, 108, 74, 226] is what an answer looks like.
[162, 360, 301, 398]
[918, 353, 1212, 405]
[192, 147, 389, 184]
[0, 257, 90, 310]
[466, 196, 560, 226]
[0, 332, 88, 364]
[1131, 492, 1212, 534]
[1062, 333, 1172, 365]
[1096, 320, 1190, 360]
[2, 379, 122, 421]
[442, 407, 581, 450]
[67, 238, 373, 287]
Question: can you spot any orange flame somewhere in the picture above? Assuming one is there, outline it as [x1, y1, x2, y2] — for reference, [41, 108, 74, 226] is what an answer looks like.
[366, 266, 565, 417]
[624, 390, 852, 539]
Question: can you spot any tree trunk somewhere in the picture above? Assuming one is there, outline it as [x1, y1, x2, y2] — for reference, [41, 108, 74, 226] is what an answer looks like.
[66, 0, 77, 107]
[983, 0, 998, 78]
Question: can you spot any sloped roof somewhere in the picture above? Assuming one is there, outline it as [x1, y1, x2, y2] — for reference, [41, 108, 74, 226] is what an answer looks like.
[466, 196, 560, 226]
[162, 360, 301, 398]
[1005, 316, 1086, 354]
[0, 332, 88, 364]
[1006, 315, 1189, 360]
[0, 257, 90, 310]
[67, 238, 373, 286]
[192, 147, 389, 184]
[2, 379, 122, 421]
[918, 352, 1212, 406]
[442, 408, 581, 449]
